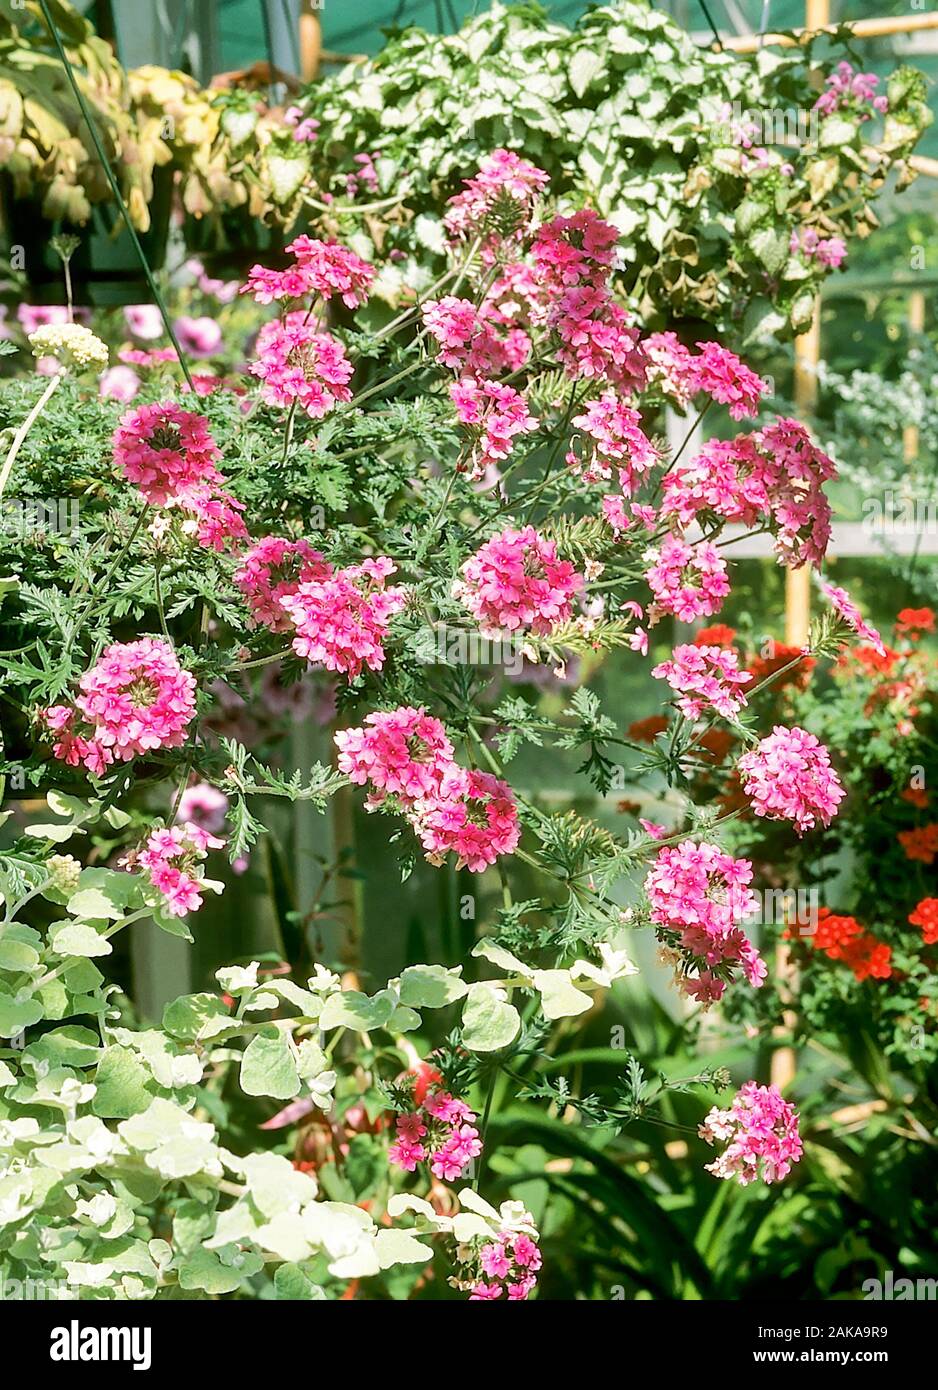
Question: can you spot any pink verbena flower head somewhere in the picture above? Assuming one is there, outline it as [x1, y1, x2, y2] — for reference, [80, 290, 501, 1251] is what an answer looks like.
[551, 287, 647, 392]
[112, 402, 223, 506]
[234, 536, 331, 632]
[136, 819, 224, 918]
[645, 536, 730, 622]
[334, 705, 455, 804]
[645, 840, 765, 1001]
[285, 236, 374, 307]
[450, 380, 538, 479]
[388, 1086, 479, 1180]
[689, 342, 768, 420]
[240, 263, 318, 305]
[167, 486, 248, 554]
[48, 638, 198, 774]
[819, 579, 885, 657]
[567, 390, 658, 489]
[444, 149, 549, 253]
[412, 766, 520, 873]
[737, 725, 845, 834]
[423, 298, 526, 378]
[174, 315, 223, 359]
[661, 419, 835, 570]
[279, 557, 406, 681]
[456, 525, 582, 637]
[651, 642, 751, 720]
[531, 209, 620, 294]
[251, 313, 353, 418]
[699, 1082, 803, 1186]
[643, 331, 698, 409]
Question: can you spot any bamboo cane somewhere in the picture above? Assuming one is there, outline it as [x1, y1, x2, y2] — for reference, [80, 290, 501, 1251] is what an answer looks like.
[723, 10, 938, 52]
[300, 0, 322, 81]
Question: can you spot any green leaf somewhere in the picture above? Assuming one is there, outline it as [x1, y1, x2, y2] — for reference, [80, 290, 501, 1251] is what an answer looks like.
[49, 922, 112, 957]
[67, 887, 124, 922]
[92, 1046, 155, 1119]
[318, 988, 396, 1033]
[274, 1263, 327, 1300]
[461, 983, 520, 1053]
[0, 994, 43, 1037]
[240, 1028, 301, 1099]
[398, 964, 468, 1009]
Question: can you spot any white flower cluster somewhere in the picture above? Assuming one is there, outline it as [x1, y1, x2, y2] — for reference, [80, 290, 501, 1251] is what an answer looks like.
[28, 323, 109, 373]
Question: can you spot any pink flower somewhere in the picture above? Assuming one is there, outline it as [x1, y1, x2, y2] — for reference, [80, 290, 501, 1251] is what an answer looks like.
[113, 402, 223, 506]
[444, 149, 549, 253]
[284, 236, 374, 308]
[423, 297, 525, 378]
[124, 304, 164, 340]
[644, 331, 698, 408]
[335, 705, 455, 804]
[551, 287, 647, 392]
[567, 390, 658, 489]
[279, 558, 406, 680]
[413, 766, 520, 873]
[661, 419, 835, 569]
[737, 725, 845, 834]
[99, 365, 140, 402]
[137, 819, 224, 918]
[457, 526, 582, 637]
[819, 579, 885, 656]
[651, 643, 751, 720]
[251, 313, 353, 419]
[480, 1244, 511, 1279]
[700, 1082, 802, 1186]
[44, 638, 197, 775]
[387, 1137, 425, 1172]
[646, 840, 765, 1000]
[645, 537, 730, 623]
[450, 380, 538, 478]
[174, 315, 223, 359]
[234, 536, 331, 632]
[469, 1281, 504, 1300]
[531, 209, 620, 294]
[176, 783, 229, 835]
[689, 342, 767, 420]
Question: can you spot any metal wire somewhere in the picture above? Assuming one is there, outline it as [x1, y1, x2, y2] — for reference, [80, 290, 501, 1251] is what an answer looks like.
[35, 0, 196, 392]
[698, 0, 723, 50]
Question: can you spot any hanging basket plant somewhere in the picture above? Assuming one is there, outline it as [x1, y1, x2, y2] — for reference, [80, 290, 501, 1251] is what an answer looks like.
[0, 2, 187, 303]
[177, 87, 319, 277]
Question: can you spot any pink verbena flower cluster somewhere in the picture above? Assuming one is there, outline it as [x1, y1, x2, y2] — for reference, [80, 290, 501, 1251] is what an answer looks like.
[645, 536, 730, 622]
[566, 389, 658, 490]
[112, 402, 247, 552]
[242, 235, 373, 308]
[661, 418, 836, 569]
[279, 556, 406, 680]
[423, 296, 529, 379]
[135, 820, 224, 917]
[737, 725, 845, 834]
[334, 707, 520, 873]
[388, 1087, 482, 1181]
[643, 331, 698, 409]
[113, 402, 221, 505]
[456, 526, 582, 637]
[688, 341, 767, 420]
[413, 766, 521, 873]
[42, 638, 197, 776]
[645, 841, 766, 1003]
[233, 536, 331, 632]
[651, 642, 752, 720]
[449, 380, 538, 479]
[444, 148, 549, 253]
[468, 1230, 542, 1301]
[334, 705, 455, 805]
[251, 312, 354, 419]
[699, 1082, 803, 1186]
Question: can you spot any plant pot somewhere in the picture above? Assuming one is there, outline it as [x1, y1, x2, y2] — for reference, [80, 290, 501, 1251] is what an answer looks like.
[0, 166, 173, 307]
[182, 210, 295, 279]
